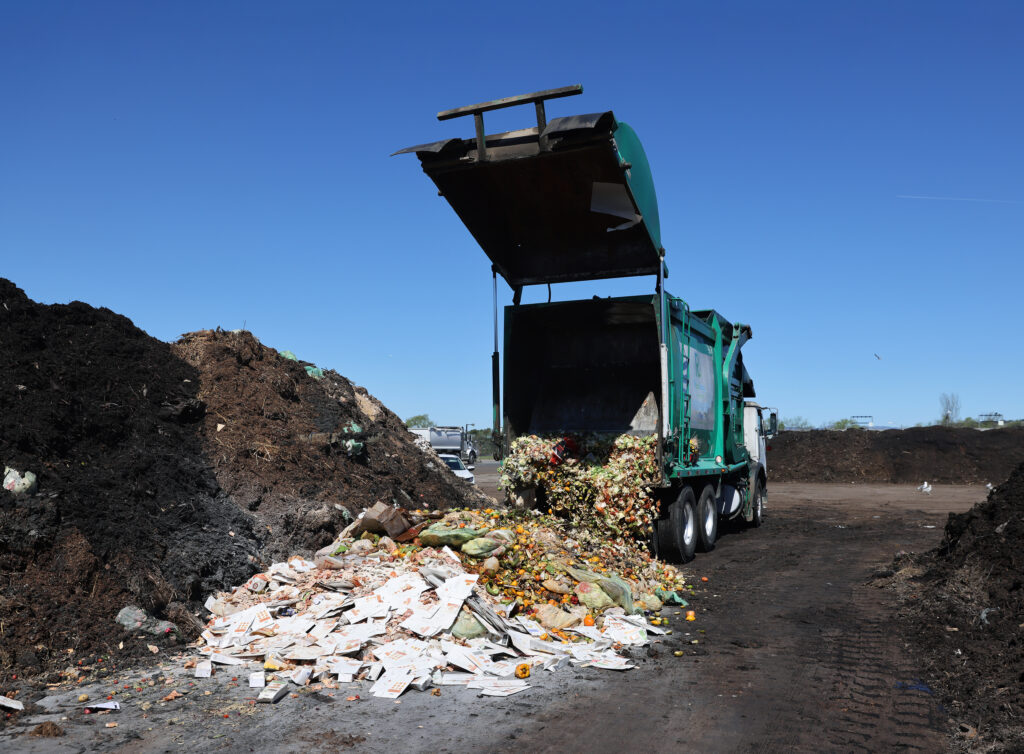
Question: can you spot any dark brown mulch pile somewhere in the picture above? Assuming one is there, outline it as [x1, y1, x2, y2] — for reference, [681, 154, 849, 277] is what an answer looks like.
[0, 279, 487, 685]
[770, 426, 1024, 484]
[0, 279, 261, 680]
[171, 328, 491, 562]
[884, 461, 1024, 751]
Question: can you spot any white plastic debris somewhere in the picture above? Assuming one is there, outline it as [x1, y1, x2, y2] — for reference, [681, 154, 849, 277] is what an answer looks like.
[2, 467, 37, 495]
[0, 694, 25, 711]
[257, 681, 289, 703]
[182, 539, 662, 702]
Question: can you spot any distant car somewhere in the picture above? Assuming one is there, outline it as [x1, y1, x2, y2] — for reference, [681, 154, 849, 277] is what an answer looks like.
[439, 453, 475, 484]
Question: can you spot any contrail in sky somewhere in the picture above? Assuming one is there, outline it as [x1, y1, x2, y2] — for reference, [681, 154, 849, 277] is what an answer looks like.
[897, 194, 1021, 205]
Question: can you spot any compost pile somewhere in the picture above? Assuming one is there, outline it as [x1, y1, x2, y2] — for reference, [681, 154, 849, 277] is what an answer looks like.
[172, 328, 491, 561]
[889, 461, 1024, 750]
[770, 427, 1024, 484]
[499, 434, 660, 540]
[180, 506, 687, 702]
[0, 279, 487, 679]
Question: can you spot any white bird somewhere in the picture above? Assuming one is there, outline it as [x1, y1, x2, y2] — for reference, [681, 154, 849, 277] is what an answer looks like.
[917, 481, 932, 494]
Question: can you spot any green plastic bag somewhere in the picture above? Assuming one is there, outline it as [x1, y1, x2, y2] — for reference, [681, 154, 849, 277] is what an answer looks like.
[461, 537, 502, 558]
[575, 581, 615, 610]
[279, 350, 298, 361]
[304, 366, 324, 379]
[597, 575, 636, 614]
[419, 523, 486, 548]
[655, 588, 688, 607]
[567, 565, 603, 583]
[452, 612, 487, 639]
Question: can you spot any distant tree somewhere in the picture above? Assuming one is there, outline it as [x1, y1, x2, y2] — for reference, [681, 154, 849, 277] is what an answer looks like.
[404, 414, 433, 428]
[829, 418, 858, 430]
[939, 393, 961, 425]
[780, 416, 811, 431]
[467, 428, 497, 455]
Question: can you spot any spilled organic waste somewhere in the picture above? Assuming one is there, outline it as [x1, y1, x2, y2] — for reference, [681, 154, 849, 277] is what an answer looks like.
[185, 506, 690, 701]
[499, 434, 660, 540]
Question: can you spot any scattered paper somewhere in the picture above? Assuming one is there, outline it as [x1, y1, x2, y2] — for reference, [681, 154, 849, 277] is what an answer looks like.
[84, 701, 121, 711]
[370, 670, 414, 699]
[257, 681, 289, 704]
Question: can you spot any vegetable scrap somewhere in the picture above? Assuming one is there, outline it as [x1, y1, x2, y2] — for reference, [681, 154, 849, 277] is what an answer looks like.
[498, 434, 660, 540]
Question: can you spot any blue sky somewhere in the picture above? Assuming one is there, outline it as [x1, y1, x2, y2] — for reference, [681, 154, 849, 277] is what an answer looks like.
[3, 1, 1021, 429]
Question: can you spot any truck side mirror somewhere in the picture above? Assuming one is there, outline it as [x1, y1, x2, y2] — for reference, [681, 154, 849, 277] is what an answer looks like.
[768, 412, 778, 437]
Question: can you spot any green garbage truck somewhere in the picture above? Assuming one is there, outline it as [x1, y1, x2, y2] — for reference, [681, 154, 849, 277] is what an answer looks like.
[397, 86, 777, 562]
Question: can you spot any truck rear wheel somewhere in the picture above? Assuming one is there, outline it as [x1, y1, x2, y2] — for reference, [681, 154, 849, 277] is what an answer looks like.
[655, 486, 697, 563]
[750, 478, 765, 527]
[696, 484, 718, 552]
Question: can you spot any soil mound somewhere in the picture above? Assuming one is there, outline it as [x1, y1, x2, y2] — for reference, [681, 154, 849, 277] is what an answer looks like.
[886, 461, 1024, 750]
[0, 279, 487, 679]
[171, 328, 491, 561]
[770, 427, 1024, 484]
[0, 279, 260, 676]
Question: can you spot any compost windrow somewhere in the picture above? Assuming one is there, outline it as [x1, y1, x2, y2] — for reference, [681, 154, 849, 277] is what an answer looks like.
[770, 426, 1024, 484]
[886, 460, 1024, 751]
[0, 279, 486, 682]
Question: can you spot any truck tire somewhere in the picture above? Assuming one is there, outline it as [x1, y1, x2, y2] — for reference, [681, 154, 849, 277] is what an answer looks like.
[696, 484, 718, 552]
[655, 486, 697, 563]
[750, 478, 765, 528]
[469, 451, 477, 465]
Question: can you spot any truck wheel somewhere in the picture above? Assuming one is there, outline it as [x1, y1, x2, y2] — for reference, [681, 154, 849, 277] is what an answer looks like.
[469, 451, 477, 465]
[696, 484, 718, 552]
[750, 478, 765, 527]
[655, 486, 697, 563]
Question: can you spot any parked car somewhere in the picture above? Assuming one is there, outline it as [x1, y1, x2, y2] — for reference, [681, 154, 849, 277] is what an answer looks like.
[439, 454, 475, 484]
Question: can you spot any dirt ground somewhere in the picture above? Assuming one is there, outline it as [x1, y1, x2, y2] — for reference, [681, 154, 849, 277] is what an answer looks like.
[0, 483, 983, 752]
[877, 462, 1024, 752]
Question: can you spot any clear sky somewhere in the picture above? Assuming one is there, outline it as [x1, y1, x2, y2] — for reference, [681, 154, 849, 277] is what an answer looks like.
[3, 1, 1021, 430]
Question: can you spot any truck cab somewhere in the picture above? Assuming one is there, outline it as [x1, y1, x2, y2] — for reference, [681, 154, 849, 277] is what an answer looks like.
[743, 402, 777, 474]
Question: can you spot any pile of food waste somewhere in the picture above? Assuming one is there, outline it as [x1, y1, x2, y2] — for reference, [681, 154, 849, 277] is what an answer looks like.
[498, 434, 660, 540]
[184, 507, 690, 700]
